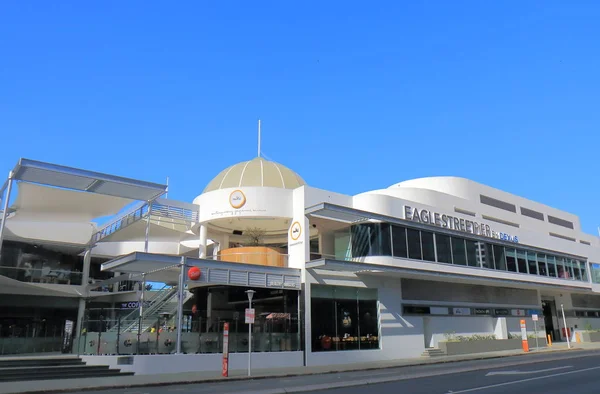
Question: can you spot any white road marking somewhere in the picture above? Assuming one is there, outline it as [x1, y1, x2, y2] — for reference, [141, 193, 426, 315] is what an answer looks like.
[447, 365, 600, 393]
[485, 365, 572, 376]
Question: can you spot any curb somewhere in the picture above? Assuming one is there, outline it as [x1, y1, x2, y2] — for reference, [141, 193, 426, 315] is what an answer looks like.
[7, 346, 590, 394]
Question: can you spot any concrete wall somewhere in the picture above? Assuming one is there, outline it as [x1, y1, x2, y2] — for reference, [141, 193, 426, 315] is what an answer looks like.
[424, 317, 494, 347]
[82, 351, 304, 375]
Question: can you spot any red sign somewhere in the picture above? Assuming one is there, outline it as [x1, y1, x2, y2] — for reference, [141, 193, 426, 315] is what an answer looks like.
[222, 322, 229, 377]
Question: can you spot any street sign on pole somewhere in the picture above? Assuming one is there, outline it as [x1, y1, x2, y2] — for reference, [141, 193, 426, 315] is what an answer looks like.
[222, 322, 229, 377]
[532, 315, 539, 350]
[245, 308, 255, 324]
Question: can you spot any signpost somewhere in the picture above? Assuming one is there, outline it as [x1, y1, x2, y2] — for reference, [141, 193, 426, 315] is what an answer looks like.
[532, 314, 539, 350]
[222, 322, 229, 377]
[245, 290, 256, 377]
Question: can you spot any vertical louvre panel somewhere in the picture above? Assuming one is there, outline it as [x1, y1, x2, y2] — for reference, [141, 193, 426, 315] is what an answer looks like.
[209, 269, 228, 284]
[229, 270, 248, 286]
[284, 276, 301, 289]
[249, 272, 266, 287]
[267, 274, 284, 287]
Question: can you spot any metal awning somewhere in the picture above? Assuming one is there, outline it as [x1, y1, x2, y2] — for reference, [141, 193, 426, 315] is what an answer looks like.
[2, 158, 167, 201]
[102, 252, 302, 290]
[307, 258, 594, 292]
[305, 203, 371, 224]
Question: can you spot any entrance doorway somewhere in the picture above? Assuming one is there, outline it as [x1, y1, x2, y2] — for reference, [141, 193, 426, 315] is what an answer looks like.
[542, 299, 558, 341]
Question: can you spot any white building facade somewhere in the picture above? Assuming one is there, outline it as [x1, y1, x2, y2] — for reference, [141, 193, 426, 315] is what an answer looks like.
[0, 157, 599, 372]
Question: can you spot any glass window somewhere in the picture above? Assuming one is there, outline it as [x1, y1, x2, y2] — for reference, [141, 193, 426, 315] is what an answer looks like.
[350, 224, 392, 258]
[493, 245, 506, 271]
[516, 249, 528, 274]
[336, 292, 359, 351]
[580, 261, 588, 282]
[527, 251, 538, 275]
[357, 289, 379, 350]
[506, 248, 517, 272]
[407, 229, 422, 260]
[421, 231, 435, 262]
[591, 263, 600, 284]
[351, 225, 371, 258]
[311, 285, 379, 352]
[480, 243, 495, 269]
[547, 255, 558, 277]
[537, 254, 548, 276]
[452, 237, 467, 265]
[391, 225, 407, 258]
[556, 257, 567, 279]
[435, 234, 452, 264]
[465, 240, 478, 267]
[378, 224, 392, 256]
[570, 259, 581, 281]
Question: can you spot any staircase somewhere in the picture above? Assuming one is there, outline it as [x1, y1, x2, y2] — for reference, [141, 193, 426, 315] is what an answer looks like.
[421, 348, 446, 358]
[0, 356, 134, 382]
[111, 285, 193, 333]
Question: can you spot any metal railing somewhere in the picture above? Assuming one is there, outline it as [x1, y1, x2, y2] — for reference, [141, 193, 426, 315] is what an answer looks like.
[0, 323, 64, 355]
[109, 285, 177, 333]
[0, 266, 83, 285]
[92, 202, 149, 243]
[92, 200, 200, 244]
[152, 202, 199, 223]
[76, 310, 302, 356]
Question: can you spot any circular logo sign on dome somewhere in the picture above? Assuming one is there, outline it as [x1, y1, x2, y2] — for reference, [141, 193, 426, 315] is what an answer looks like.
[290, 221, 302, 241]
[229, 189, 246, 209]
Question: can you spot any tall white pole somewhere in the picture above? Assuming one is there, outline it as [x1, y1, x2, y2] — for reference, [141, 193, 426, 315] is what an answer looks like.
[561, 304, 570, 349]
[248, 296, 252, 376]
[257, 119, 261, 158]
[165, 176, 169, 199]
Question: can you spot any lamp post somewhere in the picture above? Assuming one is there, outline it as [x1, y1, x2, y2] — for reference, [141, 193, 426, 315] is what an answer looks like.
[561, 304, 571, 349]
[245, 289, 256, 377]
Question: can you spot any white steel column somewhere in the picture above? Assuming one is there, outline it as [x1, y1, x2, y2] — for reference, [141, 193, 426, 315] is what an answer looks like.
[75, 248, 93, 337]
[0, 171, 14, 261]
[198, 224, 208, 258]
[144, 202, 153, 252]
[176, 256, 186, 354]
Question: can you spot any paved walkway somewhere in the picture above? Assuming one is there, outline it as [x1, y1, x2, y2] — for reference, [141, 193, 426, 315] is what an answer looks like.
[1, 342, 597, 394]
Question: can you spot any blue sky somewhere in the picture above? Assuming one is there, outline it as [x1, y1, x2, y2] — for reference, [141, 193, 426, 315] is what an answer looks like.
[1, 1, 599, 234]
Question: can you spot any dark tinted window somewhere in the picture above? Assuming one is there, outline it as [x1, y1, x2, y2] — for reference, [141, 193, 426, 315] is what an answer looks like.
[421, 231, 435, 262]
[392, 225, 407, 258]
[452, 237, 467, 265]
[435, 234, 452, 264]
[407, 229, 422, 260]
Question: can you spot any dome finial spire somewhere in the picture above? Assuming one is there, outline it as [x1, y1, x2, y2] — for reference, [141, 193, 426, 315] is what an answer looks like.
[257, 119, 261, 158]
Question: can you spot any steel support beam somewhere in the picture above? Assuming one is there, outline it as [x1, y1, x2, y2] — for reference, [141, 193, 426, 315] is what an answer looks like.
[0, 172, 14, 262]
[176, 256, 186, 354]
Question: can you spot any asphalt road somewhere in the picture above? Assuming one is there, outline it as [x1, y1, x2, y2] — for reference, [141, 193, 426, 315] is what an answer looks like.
[82, 350, 600, 394]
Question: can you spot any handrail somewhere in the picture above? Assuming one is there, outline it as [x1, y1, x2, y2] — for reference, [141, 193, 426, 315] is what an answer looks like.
[110, 285, 176, 332]
[92, 202, 149, 243]
[0, 266, 83, 285]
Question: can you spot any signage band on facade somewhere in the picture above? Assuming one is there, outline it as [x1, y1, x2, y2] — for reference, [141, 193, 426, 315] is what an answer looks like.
[404, 205, 519, 243]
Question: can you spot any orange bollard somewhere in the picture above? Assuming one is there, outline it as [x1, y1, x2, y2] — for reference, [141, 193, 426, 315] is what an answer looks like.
[576, 332, 581, 343]
[547, 334, 552, 347]
[520, 319, 529, 352]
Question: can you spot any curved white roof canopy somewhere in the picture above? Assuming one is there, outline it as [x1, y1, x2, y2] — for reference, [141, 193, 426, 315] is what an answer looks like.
[12, 183, 134, 221]
[203, 157, 306, 193]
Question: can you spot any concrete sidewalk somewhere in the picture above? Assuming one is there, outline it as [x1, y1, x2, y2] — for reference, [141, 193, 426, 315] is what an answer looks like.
[0, 343, 596, 394]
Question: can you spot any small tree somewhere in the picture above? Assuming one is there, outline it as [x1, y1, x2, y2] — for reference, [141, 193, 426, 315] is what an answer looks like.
[245, 227, 266, 246]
